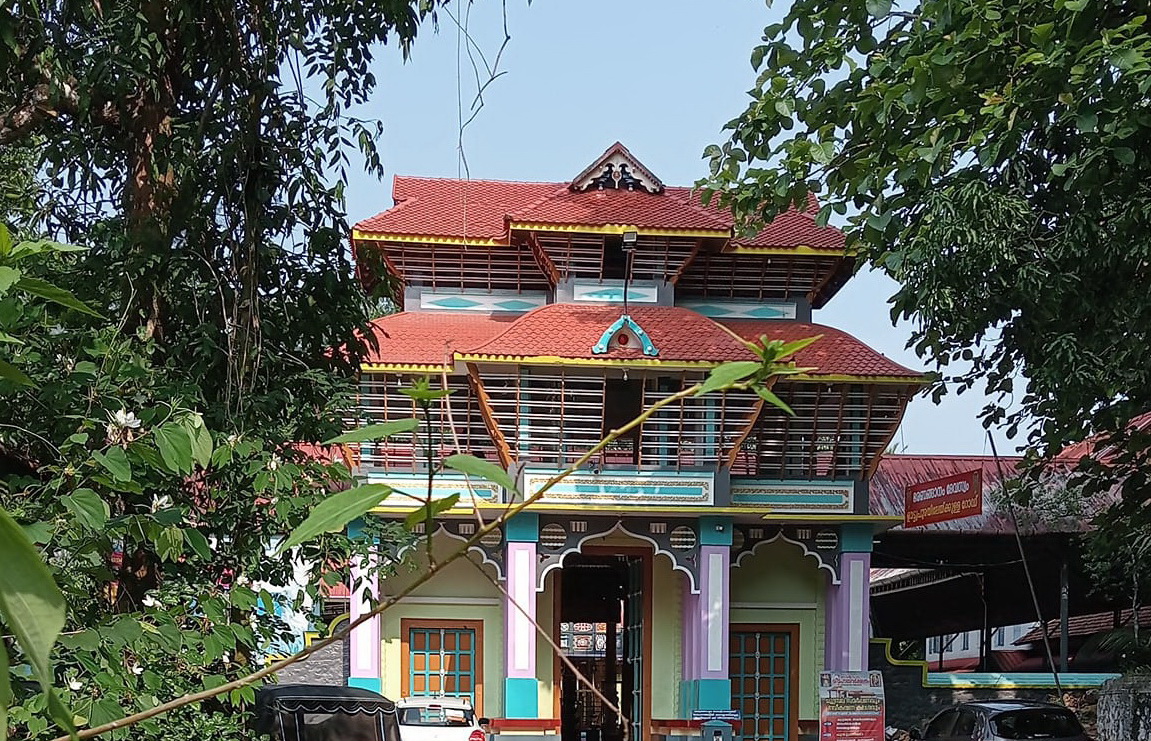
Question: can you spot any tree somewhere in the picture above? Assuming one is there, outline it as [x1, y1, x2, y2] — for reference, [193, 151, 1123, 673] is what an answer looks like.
[1, 1, 442, 738]
[704, 0, 1151, 460]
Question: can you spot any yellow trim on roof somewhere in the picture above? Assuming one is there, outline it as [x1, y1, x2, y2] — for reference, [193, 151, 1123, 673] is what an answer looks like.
[790, 372, 928, 384]
[361, 363, 454, 373]
[510, 222, 729, 238]
[455, 353, 724, 370]
[360, 356, 926, 382]
[367, 501, 904, 521]
[352, 229, 507, 246]
[727, 244, 851, 256]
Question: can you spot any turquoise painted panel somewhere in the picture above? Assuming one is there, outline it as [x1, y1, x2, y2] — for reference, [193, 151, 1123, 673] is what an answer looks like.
[348, 677, 383, 693]
[840, 523, 874, 553]
[734, 492, 847, 505]
[925, 672, 1120, 689]
[700, 516, 733, 546]
[695, 679, 733, 711]
[505, 513, 539, 543]
[504, 677, 540, 718]
[428, 296, 482, 308]
[495, 299, 539, 312]
[523, 470, 714, 506]
[747, 305, 787, 318]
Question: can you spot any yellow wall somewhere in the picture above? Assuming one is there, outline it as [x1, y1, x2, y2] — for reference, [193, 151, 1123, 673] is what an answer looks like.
[380, 536, 505, 718]
[536, 570, 556, 717]
[730, 540, 827, 720]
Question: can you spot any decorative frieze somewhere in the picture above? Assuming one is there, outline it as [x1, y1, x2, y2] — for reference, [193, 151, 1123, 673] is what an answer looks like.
[677, 299, 798, 320]
[521, 469, 714, 506]
[730, 479, 855, 513]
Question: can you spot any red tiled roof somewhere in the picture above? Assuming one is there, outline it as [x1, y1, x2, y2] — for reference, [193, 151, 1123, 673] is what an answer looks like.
[1056, 411, 1151, 465]
[1017, 606, 1151, 644]
[510, 187, 731, 231]
[353, 179, 845, 250]
[362, 312, 518, 366]
[356, 178, 558, 240]
[469, 305, 755, 363]
[720, 320, 921, 378]
[360, 308, 927, 375]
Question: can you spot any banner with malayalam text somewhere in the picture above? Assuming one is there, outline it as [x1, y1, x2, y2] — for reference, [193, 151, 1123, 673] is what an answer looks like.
[818, 671, 885, 741]
[903, 468, 982, 527]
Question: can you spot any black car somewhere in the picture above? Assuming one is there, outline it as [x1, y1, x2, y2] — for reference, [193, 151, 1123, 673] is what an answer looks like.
[910, 700, 1090, 741]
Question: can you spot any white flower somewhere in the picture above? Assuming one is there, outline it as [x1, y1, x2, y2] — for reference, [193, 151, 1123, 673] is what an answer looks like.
[141, 593, 159, 608]
[221, 651, 231, 664]
[267, 454, 282, 471]
[132, 664, 144, 675]
[110, 409, 141, 429]
[150, 494, 172, 513]
[68, 679, 83, 691]
[106, 409, 142, 445]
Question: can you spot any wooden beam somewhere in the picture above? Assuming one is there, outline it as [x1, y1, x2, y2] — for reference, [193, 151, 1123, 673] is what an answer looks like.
[726, 396, 766, 469]
[865, 387, 913, 480]
[806, 256, 848, 306]
[467, 363, 514, 469]
[526, 232, 561, 286]
[670, 238, 704, 285]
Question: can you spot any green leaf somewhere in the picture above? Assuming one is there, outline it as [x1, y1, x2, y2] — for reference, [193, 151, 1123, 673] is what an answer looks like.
[277, 484, 395, 553]
[323, 418, 419, 444]
[0, 358, 33, 387]
[155, 526, 184, 562]
[755, 385, 796, 416]
[183, 417, 213, 468]
[698, 361, 761, 395]
[154, 423, 194, 474]
[865, 0, 892, 16]
[0, 507, 67, 723]
[93, 446, 132, 482]
[443, 453, 518, 493]
[404, 493, 461, 529]
[185, 528, 212, 560]
[1, 635, 10, 741]
[14, 276, 105, 319]
[62, 489, 109, 531]
[0, 265, 20, 295]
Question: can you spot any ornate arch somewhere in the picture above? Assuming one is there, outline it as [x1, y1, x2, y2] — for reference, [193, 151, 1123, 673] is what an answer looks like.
[535, 515, 702, 593]
[391, 520, 506, 580]
[731, 524, 842, 584]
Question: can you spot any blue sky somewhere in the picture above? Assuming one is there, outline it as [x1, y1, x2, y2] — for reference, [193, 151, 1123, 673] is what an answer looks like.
[343, 0, 1006, 455]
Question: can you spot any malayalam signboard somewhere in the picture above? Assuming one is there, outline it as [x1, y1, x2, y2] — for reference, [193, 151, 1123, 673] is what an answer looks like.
[818, 671, 885, 741]
[903, 468, 983, 528]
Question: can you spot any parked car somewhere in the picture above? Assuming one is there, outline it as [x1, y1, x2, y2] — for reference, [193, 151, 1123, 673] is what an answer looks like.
[396, 696, 489, 741]
[910, 701, 1090, 741]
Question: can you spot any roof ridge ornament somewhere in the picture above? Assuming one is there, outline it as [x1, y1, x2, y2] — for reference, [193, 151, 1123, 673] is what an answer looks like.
[570, 142, 665, 195]
[592, 314, 659, 356]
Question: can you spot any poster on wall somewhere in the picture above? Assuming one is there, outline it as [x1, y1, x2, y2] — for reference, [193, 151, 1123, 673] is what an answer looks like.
[818, 671, 885, 741]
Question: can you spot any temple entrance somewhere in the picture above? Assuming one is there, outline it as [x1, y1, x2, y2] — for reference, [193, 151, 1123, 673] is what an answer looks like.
[558, 553, 647, 741]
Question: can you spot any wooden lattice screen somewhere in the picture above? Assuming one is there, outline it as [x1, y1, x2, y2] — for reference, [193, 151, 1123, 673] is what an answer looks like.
[730, 381, 912, 479]
[356, 373, 498, 472]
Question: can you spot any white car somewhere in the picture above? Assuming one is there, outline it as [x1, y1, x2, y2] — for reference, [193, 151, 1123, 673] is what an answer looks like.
[395, 697, 488, 741]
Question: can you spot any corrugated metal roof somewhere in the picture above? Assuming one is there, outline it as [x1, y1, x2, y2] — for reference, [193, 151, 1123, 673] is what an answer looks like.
[870, 454, 1087, 535]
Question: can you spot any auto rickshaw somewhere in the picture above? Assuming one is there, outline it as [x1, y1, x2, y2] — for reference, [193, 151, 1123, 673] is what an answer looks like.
[254, 684, 402, 741]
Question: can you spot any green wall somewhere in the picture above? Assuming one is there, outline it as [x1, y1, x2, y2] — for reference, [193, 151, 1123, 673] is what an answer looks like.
[380, 539, 505, 717]
[730, 540, 827, 720]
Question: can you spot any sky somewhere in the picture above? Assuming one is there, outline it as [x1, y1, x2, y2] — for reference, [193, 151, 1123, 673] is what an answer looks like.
[342, 0, 1008, 456]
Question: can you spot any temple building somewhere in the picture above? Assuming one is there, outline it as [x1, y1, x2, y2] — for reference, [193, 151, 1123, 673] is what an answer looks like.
[341, 143, 923, 741]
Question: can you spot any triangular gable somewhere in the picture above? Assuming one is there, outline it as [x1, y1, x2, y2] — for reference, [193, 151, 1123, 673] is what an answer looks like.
[570, 141, 665, 195]
[592, 315, 660, 357]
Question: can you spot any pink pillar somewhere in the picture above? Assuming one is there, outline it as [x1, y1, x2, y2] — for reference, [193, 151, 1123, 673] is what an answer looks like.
[348, 547, 382, 691]
[505, 541, 537, 678]
[682, 545, 731, 712]
[825, 552, 871, 672]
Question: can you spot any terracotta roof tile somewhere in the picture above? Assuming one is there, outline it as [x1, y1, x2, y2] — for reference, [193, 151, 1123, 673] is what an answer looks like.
[468, 304, 756, 362]
[719, 320, 922, 378]
[353, 177, 844, 250]
[362, 312, 518, 366]
[510, 188, 731, 231]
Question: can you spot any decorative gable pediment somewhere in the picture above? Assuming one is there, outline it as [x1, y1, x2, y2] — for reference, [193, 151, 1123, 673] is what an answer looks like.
[570, 142, 664, 195]
[592, 314, 659, 356]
